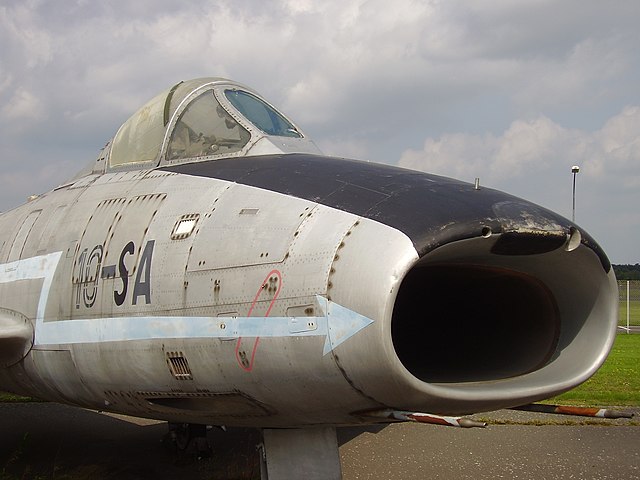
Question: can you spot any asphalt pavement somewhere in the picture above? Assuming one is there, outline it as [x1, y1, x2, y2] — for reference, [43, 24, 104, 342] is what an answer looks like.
[0, 403, 638, 479]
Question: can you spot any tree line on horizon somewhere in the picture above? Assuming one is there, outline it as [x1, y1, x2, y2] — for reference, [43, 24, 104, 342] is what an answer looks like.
[612, 264, 640, 280]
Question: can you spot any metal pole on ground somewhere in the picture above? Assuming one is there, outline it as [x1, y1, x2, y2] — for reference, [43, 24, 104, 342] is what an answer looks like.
[627, 280, 630, 334]
[571, 165, 580, 222]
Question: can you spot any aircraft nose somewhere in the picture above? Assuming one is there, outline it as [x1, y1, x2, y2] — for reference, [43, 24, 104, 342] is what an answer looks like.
[317, 169, 616, 416]
[162, 153, 615, 418]
[380, 193, 616, 413]
[357, 170, 609, 272]
[164, 152, 608, 271]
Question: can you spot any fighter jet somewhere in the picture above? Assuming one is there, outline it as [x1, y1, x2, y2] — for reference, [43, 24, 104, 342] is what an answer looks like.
[0, 78, 618, 479]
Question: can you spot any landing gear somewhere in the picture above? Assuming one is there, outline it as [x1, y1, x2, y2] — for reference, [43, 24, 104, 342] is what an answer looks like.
[163, 423, 213, 460]
[259, 427, 342, 479]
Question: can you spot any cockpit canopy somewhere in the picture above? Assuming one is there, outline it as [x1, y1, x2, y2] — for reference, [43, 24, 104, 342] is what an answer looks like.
[104, 78, 319, 171]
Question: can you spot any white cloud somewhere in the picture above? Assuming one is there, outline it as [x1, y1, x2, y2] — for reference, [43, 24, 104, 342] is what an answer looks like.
[0, 0, 639, 260]
[0, 75, 12, 95]
[399, 107, 640, 188]
[594, 106, 640, 173]
[1, 87, 44, 121]
[0, 5, 53, 68]
[315, 136, 370, 160]
[511, 36, 632, 117]
[0, 159, 77, 211]
[399, 115, 568, 182]
[281, 0, 319, 15]
[398, 107, 640, 260]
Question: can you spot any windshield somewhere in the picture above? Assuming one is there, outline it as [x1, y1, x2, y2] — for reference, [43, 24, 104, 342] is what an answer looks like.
[225, 89, 301, 138]
[166, 90, 250, 161]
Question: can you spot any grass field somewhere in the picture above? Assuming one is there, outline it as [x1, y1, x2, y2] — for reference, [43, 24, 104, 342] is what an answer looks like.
[619, 300, 640, 327]
[550, 334, 640, 406]
[0, 392, 40, 403]
[618, 280, 640, 326]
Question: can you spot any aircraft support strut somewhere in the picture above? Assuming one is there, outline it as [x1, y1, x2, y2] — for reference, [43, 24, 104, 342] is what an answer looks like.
[260, 427, 342, 480]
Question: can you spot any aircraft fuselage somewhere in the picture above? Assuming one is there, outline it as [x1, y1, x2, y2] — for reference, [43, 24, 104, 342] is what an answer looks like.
[0, 78, 618, 435]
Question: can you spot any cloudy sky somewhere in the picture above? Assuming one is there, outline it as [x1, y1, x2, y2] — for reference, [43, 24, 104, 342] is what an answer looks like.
[1, 0, 639, 263]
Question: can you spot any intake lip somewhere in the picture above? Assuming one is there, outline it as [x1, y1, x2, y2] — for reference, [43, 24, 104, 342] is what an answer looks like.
[385, 230, 618, 415]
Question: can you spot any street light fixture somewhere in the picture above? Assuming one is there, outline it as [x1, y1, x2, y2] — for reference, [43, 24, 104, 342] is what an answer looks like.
[571, 165, 580, 222]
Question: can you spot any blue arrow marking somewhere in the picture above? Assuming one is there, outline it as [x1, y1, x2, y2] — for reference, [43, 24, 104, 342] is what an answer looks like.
[0, 253, 375, 354]
[322, 296, 375, 355]
[35, 296, 374, 355]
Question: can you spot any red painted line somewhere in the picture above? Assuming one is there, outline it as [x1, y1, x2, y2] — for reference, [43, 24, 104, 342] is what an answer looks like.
[555, 406, 600, 417]
[408, 414, 451, 426]
[235, 269, 282, 371]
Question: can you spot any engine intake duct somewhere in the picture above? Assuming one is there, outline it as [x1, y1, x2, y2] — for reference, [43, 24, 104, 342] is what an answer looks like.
[392, 264, 560, 383]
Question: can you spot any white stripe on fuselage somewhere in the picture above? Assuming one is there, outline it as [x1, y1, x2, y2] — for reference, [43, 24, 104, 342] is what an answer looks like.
[0, 253, 372, 354]
[0, 251, 63, 344]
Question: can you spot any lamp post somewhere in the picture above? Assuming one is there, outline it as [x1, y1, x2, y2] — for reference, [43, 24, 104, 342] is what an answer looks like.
[571, 165, 580, 222]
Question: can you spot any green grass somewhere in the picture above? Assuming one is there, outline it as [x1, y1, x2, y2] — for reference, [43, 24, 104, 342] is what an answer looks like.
[0, 392, 41, 403]
[618, 280, 640, 326]
[619, 300, 640, 327]
[550, 334, 640, 406]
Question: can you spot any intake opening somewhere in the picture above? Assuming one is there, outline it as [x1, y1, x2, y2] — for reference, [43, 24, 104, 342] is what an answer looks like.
[391, 264, 560, 383]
